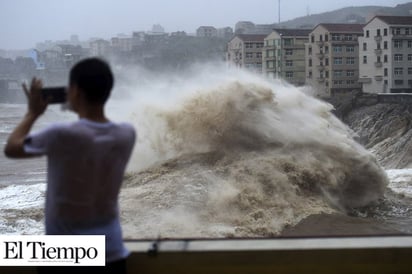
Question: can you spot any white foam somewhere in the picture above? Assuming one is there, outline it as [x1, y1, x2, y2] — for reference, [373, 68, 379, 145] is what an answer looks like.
[0, 183, 45, 210]
[386, 169, 412, 197]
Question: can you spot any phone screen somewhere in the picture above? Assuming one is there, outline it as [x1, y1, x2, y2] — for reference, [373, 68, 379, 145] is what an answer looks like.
[41, 87, 67, 104]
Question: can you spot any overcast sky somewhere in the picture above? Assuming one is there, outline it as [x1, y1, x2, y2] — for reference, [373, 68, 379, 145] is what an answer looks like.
[0, 0, 409, 49]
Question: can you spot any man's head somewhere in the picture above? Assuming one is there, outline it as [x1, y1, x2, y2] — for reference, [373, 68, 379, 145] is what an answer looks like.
[68, 58, 114, 109]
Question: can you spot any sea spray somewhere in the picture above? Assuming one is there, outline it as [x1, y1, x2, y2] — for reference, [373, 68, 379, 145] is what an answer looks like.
[118, 65, 389, 239]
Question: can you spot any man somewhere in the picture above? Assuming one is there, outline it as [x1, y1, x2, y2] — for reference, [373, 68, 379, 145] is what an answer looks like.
[4, 58, 136, 273]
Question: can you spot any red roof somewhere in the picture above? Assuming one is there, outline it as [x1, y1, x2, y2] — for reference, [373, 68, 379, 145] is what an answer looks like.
[317, 23, 364, 33]
[374, 16, 412, 25]
[235, 34, 267, 42]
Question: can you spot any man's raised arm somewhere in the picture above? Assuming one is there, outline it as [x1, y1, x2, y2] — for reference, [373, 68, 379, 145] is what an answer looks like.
[4, 78, 48, 158]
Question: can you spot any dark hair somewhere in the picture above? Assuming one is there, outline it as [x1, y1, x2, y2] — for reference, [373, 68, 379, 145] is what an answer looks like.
[69, 58, 114, 105]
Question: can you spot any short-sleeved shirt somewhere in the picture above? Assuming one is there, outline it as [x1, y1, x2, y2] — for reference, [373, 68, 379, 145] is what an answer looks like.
[24, 118, 136, 262]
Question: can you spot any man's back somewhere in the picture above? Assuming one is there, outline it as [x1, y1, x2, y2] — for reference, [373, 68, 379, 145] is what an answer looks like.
[25, 118, 136, 261]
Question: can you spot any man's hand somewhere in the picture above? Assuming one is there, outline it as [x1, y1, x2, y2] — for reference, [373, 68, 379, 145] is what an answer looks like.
[3, 78, 47, 158]
[23, 78, 48, 118]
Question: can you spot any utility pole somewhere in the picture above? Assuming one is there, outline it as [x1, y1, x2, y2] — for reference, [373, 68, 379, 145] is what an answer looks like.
[278, 0, 281, 24]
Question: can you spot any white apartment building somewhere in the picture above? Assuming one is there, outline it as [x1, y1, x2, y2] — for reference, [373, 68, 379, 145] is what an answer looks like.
[90, 39, 111, 57]
[263, 29, 310, 86]
[306, 24, 364, 97]
[227, 34, 266, 72]
[359, 16, 412, 93]
[197, 26, 218, 37]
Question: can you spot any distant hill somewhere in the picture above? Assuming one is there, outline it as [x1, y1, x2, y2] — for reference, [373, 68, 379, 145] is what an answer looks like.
[276, 2, 412, 29]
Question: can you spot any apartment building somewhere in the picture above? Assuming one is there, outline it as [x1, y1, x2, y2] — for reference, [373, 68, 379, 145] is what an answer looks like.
[197, 26, 218, 37]
[306, 24, 364, 97]
[263, 29, 310, 86]
[359, 16, 412, 93]
[90, 39, 111, 57]
[227, 34, 266, 72]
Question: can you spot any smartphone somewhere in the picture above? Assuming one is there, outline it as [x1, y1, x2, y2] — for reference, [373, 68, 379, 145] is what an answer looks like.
[41, 87, 67, 104]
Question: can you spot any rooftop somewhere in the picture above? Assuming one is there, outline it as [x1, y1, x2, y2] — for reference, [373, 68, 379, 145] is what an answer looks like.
[273, 28, 312, 37]
[235, 34, 267, 42]
[373, 15, 412, 26]
[316, 23, 364, 33]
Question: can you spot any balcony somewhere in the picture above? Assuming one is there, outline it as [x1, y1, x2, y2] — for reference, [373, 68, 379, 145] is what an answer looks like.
[374, 36, 382, 42]
[317, 41, 325, 46]
[375, 75, 383, 81]
[358, 77, 372, 84]
[374, 62, 383, 68]
[316, 53, 324, 59]
[317, 64, 325, 70]
[375, 49, 382, 55]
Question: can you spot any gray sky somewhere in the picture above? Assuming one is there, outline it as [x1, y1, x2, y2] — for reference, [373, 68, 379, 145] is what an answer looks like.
[0, 0, 409, 49]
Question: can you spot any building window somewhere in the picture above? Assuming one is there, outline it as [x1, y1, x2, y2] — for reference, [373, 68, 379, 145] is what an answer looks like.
[409, 80, 412, 86]
[363, 56, 367, 64]
[395, 28, 401, 35]
[384, 80, 388, 85]
[395, 80, 403, 85]
[334, 57, 343, 65]
[384, 28, 388, 36]
[408, 41, 412, 48]
[384, 68, 388, 76]
[408, 54, 412, 61]
[284, 39, 292, 46]
[377, 56, 381, 63]
[394, 40, 402, 48]
[347, 80, 355, 85]
[325, 46, 329, 54]
[311, 35, 314, 43]
[308, 47, 312, 55]
[309, 59, 312, 67]
[347, 70, 355, 77]
[333, 46, 342, 52]
[409, 68, 412, 75]
[384, 41, 388, 49]
[332, 34, 340, 41]
[333, 70, 343, 77]
[325, 71, 329, 78]
[377, 29, 381, 36]
[346, 45, 355, 52]
[394, 54, 403, 62]
[366, 30, 369, 38]
[285, 49, 293, 55]
[346, 57, 355, 65]
[363, 43, 367, 51]
[325, 34, 329, 41]
[333, 80, 343, 85]
[308, 71, 312, 78]
[384, 55, 388, 63]
[406, 28, 410, 35]
[319, 35, 323, 41]
[325, 58, 329, 66]
[394, 68, 403, 75]
[256, 52, 262, 58]
[256, 43, 263, 48]
[245, 43, 253, 48]
[343, 34, 353, 41]
[286, 60, 293, 67]
[377, 43, 381, 50]
[246, 52, 253, 58]
[286, 71, 293, 78]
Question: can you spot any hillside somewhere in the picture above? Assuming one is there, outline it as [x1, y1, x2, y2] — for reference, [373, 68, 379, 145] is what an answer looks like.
[277, 2, 412, 29]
